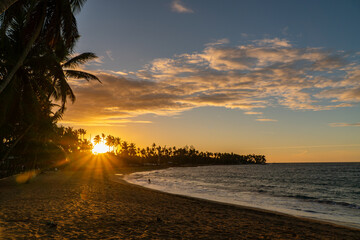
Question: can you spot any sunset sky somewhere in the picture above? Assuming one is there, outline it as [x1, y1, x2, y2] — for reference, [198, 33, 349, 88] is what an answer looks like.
[61, 0, 360, 162]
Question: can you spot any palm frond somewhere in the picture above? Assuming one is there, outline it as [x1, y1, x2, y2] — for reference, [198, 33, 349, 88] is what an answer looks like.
[70, 0, 87, 14]
[65, 69, 101, 82]
[60, 0, 79, 48]
[51, 108, 64, 122]
[62, 52, 97, 69]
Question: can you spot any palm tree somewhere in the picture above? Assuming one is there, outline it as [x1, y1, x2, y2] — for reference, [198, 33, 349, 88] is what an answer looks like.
[113, 137, 121, 155]
[129, 143, 137, 157]
[0, 0, 88, 94]
[140, 148, 146, 158]
[0, 0, 97, 161]
[77, 128, 86, 141]
[121, 141, 129, 156]
[46, 51, 100, 112]
[105, 135, 115, 152]
[146, 147, 151, 157]
[93, 135, 101, 145]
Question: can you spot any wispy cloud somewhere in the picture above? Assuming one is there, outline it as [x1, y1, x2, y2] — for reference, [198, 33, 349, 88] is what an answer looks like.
[63, 38, 360, 126]
[329, 122, 360, 127]
[106, 50, 114, 61]
[108, 70, 128, 76]
[244, 112, 263, 115]
[205, 38, 230, 47]
[256, 118, 278, 122]
[171, 0, 194, 13]
[253, 38, 291, 47]
[86, 56, 104, 66]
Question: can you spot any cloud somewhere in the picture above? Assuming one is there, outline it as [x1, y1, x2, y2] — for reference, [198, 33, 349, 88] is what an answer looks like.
[205, 38, 230, 47]
[253, 38, 292, 47]
[316, 87, 360, 103]
[62, 38, 360, 126]
[329, 122, 360, 127]
[171, 0, 194, 13]
[106, 50, 114, 61]
[256, 118, 278, 122]
[86, 56, 104, 66]
[109, 70, 128, 76]
[244, 112, 263, 115]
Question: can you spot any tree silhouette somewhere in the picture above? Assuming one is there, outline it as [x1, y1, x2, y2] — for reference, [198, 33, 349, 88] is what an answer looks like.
[105, 135, 115, 152]
[0, 0, 88, 94]
[93, 135, 101, 145]
[0, 1, 99, 176]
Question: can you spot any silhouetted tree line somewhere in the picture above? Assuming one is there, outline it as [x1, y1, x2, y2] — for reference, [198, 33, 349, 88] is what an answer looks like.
[92, 134, 267, 167]
[1, 124, 266, 178]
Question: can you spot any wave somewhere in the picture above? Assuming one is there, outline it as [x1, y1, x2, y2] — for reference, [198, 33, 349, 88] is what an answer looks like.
[269, 193, 360, 210]
[124, 164, 360, 229]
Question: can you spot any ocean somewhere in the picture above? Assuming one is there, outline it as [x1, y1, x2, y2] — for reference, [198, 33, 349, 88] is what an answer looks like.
[123, 163, 360, 229]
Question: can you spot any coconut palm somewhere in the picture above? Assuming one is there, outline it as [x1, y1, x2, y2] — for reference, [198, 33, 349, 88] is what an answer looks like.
[105, 135, 115, 152]
[46, 50, 100, 113]
[78, 128, 86, 141]
[93, 135, 101, 145]
[113, 137, 121, 155]
[0, 0, 87, 94]
[0, 0, 96, 125]
[0, 31, 98, 158]
[121, 141, 129, 156]
[129, 143, 137, 157]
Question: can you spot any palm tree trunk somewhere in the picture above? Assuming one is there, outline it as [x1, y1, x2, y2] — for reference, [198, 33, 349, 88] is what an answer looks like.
[0, 0, 18, 14]
[0, 2, 46, 94]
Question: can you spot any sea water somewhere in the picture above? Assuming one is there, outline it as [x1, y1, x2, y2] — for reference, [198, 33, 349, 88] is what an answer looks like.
[123, 163, 360, 229]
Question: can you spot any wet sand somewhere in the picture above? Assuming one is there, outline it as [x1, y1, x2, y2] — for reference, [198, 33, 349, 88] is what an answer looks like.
[0, 163, 359, 239]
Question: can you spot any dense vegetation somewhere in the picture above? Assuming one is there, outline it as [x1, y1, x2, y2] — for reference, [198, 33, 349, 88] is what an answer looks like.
[0, 1, 265, 178]
[92, 133, 266, 167]
[0, 125, 266, 177]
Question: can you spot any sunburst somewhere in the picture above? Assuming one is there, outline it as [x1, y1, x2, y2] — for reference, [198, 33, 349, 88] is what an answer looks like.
[92, 141, 108, 154]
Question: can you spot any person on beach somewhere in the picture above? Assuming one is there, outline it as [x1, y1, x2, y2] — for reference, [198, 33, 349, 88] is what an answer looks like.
[148, 179, 151, 184]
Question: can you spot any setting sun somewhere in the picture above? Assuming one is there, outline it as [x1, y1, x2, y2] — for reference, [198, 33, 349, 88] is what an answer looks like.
[1, 1, 360, 239]
[92, 142, 108, 154]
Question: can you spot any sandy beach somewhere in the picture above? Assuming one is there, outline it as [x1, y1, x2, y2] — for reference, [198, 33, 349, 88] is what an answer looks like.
[0, 162, 359, 239]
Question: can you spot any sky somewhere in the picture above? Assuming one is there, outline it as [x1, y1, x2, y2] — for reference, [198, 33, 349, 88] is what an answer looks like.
[61, 0, 360, 162]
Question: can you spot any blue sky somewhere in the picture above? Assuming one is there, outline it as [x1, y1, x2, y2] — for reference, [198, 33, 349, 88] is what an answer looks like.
[61, 0, 360, 162]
